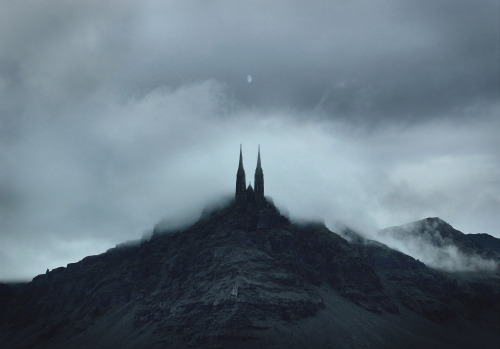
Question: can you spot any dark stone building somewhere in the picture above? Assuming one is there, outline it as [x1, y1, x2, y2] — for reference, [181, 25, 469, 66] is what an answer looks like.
[235, 145, 265, 206]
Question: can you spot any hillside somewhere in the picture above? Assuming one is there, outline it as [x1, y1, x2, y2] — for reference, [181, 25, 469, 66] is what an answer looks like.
[0, 201, 499, 348]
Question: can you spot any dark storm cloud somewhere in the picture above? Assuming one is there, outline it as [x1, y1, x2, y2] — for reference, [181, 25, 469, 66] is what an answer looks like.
[0, 1, 498, 279]
[122, 0, 498, 122]
[3, 1, 497, 120]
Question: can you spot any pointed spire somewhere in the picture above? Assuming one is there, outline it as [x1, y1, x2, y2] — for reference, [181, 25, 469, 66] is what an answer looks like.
[256, 144, 262, 169]
[254, 144, 264, 204]
[236, 144, 247, 204]
[238, 144, 244, 170]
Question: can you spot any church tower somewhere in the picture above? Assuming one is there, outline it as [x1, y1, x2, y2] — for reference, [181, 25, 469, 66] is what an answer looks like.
[235, 145, 247, 204]
[235, 145, 265, 206]
[254, 145, 265, 205]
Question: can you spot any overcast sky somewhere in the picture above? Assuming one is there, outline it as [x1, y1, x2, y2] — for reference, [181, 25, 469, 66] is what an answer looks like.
[1, 0, 499, 280]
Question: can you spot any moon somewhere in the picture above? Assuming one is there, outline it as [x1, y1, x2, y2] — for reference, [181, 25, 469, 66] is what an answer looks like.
[247, 75, 253, 83]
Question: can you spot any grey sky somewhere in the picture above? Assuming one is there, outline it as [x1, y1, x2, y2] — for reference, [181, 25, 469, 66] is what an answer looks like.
[0, 0, 499, 280]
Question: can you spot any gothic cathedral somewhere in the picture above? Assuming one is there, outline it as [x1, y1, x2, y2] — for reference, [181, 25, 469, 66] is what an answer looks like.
[235, 145, 265, 206]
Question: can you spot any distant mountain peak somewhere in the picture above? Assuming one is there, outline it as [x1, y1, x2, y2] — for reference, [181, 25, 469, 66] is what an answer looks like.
[378, 217, 499, 273]
[401, 217, 452, 231]
[423, 216, 448, 224]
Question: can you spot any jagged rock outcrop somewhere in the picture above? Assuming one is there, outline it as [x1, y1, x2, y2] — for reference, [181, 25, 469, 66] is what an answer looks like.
[0, 203, 499, 348]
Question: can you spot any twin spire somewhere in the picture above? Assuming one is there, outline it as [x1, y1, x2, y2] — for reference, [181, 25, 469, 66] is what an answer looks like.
[235, 145, 265, 206]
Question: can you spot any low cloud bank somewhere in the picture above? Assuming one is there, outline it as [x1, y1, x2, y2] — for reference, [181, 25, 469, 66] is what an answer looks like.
[374, 219, 498, 273]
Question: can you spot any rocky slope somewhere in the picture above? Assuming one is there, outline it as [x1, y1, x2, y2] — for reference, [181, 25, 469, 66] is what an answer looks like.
[0, 202, 499, 348]
[467, 233, 500, 255]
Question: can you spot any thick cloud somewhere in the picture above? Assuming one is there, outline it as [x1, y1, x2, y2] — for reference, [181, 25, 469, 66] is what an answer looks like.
[0, 1, 498, 279]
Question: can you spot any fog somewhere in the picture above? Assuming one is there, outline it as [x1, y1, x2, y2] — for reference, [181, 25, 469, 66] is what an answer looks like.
[0, 1, 498, 279]
[376, 219, 498, 273]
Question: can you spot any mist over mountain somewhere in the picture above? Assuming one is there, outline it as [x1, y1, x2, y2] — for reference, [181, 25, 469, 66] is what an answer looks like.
[0, 2, 499, 346]
[375, 217, 500, 272]
[1, 199, 499, 348]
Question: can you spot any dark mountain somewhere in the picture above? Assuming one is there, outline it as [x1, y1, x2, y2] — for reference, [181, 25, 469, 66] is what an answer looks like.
[378, 217, 500, 271]
[0, 202, 499, 348]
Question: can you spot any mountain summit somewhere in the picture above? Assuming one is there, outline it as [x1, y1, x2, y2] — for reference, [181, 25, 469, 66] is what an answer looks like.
[0, 147, 499, 348]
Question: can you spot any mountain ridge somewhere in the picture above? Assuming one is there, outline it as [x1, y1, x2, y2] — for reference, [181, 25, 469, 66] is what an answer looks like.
[377, 217, 500, 272]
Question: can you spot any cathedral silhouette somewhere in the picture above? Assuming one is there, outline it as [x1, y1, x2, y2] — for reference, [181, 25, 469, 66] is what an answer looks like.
[235, 145, 265, 206]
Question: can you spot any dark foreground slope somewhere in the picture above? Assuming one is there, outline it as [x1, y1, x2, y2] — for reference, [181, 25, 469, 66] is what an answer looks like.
[0, 202, 499, 348]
